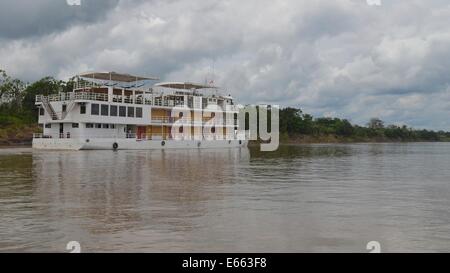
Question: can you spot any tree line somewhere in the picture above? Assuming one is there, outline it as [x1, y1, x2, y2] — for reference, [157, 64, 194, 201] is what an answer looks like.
[1, 69, 450, 143]
[278, 107, 450, 142]
[1, 70, 74, 126]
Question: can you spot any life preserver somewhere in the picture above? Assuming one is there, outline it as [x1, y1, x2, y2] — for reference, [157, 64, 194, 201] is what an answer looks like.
[112, 142, 119, 150]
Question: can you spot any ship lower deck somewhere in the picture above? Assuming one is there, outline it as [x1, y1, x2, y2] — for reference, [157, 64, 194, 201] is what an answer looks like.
[32, 138, 248, 150]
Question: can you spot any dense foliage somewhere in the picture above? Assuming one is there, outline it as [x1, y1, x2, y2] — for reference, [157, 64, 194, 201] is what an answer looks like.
[0, 70, 70, 143]
[278, 107, 450, 142]
[1, 70, 450, 144]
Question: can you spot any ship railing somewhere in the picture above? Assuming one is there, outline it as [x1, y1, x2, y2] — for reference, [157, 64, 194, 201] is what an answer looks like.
[151, 116, 234, 125]
[36, 93, 185, 106]
[74, 92, 109, 101]
[36, 93, 238, 111]
[33, 133, 52, 139]
[129, 133, 174, 140]
[36, 92, 109, 103]
[135, 133, 238, 141]
[153, 100, 170, 107]
[132, 133, 175, 139]
[123, 96, 133, 104]
[74, 80, 98, 90]
[151, 116, 173, 123]
[33, 133, 243, 141]
[36, 94, 62, 102]
[151, 116, 197, 124]
[152, 100, 187, 107]
[32, 133, 73, 139]
[111, 95, 146, 104]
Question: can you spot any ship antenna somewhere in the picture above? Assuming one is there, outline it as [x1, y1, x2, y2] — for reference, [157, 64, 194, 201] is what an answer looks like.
[212, 60, 215, 86]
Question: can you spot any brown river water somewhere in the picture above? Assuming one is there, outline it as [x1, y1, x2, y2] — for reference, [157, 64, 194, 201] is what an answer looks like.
[0, 143, 449, 252]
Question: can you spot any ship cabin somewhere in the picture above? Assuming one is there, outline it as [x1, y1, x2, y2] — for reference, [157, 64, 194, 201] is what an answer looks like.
[34, 72, 240, 141]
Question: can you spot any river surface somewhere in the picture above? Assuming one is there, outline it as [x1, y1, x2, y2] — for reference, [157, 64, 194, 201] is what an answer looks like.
[1, 143, 449, 252]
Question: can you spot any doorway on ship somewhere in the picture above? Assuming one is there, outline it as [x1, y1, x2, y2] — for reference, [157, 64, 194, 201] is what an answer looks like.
[137, 126, 146, 140]
[59, 123, 64, 138]
[126, 125, 136, 138]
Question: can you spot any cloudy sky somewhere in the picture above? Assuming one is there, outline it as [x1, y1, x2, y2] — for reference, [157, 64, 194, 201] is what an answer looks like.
[1, 0, 450, 129]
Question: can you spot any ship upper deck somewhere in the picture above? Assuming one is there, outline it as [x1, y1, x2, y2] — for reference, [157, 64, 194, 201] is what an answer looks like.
[35, 72, 238, 112]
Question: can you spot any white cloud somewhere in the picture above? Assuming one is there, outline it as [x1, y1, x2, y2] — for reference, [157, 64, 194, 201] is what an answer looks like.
[366, 0, 381, 6]
[66, 0, 81, 6]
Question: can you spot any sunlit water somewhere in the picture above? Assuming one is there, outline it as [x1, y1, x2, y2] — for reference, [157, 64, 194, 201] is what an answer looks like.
[1, 143, 450, 252]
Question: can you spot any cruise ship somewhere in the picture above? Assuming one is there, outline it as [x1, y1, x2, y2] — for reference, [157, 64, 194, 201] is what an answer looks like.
[33, 72, 247, 150]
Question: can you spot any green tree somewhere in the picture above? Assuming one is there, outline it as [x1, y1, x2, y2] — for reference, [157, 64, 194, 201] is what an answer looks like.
[21, 77, 61, 121]
[279, 107, 303, 135]
[335, 119, 354, 137]
[0, 70, 25, 109]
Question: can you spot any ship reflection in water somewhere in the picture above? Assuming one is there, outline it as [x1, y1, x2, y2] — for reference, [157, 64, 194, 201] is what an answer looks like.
[1, 144, 450, 252]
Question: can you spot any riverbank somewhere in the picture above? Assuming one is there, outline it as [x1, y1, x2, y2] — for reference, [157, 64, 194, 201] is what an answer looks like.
[281, 134, 450, 144]
[0, 124, 39, 146]
[249, 133, 450, 146]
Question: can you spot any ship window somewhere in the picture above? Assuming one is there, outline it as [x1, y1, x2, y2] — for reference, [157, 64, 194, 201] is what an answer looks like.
[86, 123, 94, 128]
[39, 107, 44, 116]
[179, 127, 183, 133]
[128, 107, 135, 117]
[211, 127, 216, 134]
[62, 104, 67, 112]
[111, 124, 116, 129]
[45, 124, 52, 128]
[101, 105, 109, 116]
[72, 123, 79, 128]
[95, 124, 102, 129]
[110, 105, 118, 116]
[102, 124, 109, 129]
[91, 104, 99, 115]
[119, 106, 126, 117]
[136, 107, 142, 118]
[80, 104, 86, 114]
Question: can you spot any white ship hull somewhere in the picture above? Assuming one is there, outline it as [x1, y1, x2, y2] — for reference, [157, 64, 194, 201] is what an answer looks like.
[33, 138, 248, 150]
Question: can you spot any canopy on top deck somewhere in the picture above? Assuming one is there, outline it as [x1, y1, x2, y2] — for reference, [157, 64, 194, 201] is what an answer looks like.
[154, 82, 218, 90]
[79, 72, 159, 83]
